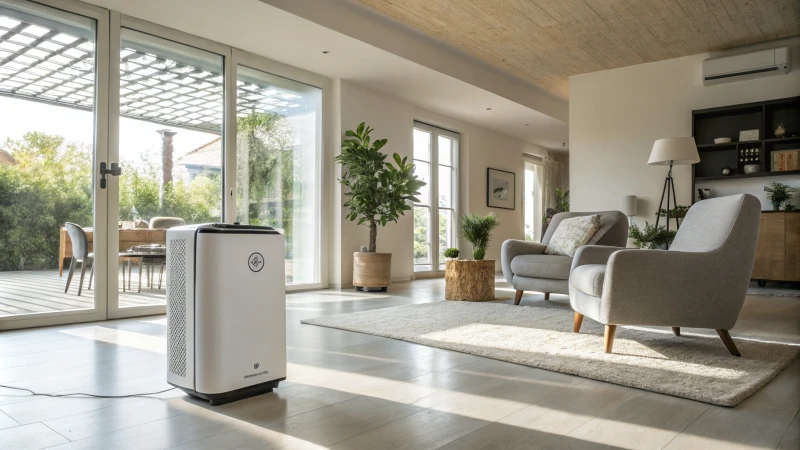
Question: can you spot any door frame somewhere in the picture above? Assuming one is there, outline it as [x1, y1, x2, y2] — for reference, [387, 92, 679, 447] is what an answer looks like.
[0, 0, 110, 331]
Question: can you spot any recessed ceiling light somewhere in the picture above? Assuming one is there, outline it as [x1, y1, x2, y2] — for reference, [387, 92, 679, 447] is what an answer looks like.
[322, 50, 330, 54]
[486, 107, 492, 111]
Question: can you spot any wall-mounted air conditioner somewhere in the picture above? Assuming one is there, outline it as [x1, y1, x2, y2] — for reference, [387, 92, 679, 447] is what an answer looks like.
[702, 47, 790, 86]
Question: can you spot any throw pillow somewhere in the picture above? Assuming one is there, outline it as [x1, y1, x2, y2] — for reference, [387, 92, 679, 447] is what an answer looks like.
[545, 214, 601, 257]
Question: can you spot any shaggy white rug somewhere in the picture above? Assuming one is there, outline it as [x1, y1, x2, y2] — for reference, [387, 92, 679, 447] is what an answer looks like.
[302, 302, 800, 407]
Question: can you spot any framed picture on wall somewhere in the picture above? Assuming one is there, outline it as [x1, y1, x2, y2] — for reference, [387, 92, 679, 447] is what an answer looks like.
[487, 168, 515, 210]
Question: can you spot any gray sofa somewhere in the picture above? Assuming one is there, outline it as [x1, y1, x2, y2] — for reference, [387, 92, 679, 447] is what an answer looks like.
[569, 194, 761, 356]
[501, 211, 628, 305]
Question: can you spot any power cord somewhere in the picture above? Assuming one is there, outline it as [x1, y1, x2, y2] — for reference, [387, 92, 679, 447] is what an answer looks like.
[0, 384, 176, 399]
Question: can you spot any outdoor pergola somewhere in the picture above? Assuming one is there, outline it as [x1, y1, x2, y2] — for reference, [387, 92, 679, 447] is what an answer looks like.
[0, 9, 303, 134]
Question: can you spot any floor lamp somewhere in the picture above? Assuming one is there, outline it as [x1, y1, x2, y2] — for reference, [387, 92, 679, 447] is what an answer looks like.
[648, 137, 699, 247]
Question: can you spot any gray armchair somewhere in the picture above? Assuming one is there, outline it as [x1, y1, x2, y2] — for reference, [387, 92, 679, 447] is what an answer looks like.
[569, 194, 761, 356]
[502, 211, 628, 305]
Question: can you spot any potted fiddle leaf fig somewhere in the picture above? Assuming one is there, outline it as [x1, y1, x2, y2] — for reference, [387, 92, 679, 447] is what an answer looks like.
[336, 122, 425, 291]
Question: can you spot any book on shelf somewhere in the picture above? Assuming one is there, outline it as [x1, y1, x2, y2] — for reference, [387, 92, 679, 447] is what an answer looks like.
[772, 150, 800, 172]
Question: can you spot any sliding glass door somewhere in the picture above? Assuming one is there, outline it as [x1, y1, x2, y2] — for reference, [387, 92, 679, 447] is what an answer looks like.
[413, 122, 458, 273]
[0, 0, 109, 329]
[107, 25, 226, 318]
[234, 63, 322, 287]
[1, 0, 326, 329]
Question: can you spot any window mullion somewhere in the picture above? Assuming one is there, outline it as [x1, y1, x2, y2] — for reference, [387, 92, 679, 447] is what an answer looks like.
[431, 131, 440, 271]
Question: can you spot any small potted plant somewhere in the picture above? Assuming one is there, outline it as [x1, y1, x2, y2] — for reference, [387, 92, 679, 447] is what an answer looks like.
[628, 222, 677, 249]
[336, 122, 425, 291]
[764, 182, 796, 211]
[443, 248, 459, 261]
[460, 213, 500, 260]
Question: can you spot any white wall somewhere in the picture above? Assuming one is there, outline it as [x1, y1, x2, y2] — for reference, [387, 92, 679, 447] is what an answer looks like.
[569, 37, 800, 223]
[330, 81, 547, 286]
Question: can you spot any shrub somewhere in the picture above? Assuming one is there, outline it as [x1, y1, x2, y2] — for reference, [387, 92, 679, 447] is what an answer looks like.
[443, 247, 459, 258]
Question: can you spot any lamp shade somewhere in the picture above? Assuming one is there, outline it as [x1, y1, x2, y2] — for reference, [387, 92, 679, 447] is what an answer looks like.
[619, 195, 637, 216]
[648, 137, 700, 165]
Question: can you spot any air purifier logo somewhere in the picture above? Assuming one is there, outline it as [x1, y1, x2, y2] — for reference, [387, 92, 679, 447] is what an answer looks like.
[248, 253, 264, 272]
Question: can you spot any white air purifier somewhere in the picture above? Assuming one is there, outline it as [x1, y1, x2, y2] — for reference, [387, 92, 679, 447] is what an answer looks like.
[165, 223, 286, 405]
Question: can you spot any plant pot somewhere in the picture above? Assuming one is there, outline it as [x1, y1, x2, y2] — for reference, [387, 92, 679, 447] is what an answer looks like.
[772, 201, 781, 211]
[353, 252, 392, 291]
[445, 260, 495, 301]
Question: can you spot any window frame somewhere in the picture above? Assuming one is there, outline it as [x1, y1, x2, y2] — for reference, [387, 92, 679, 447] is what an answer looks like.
[412, 121, 459, 274]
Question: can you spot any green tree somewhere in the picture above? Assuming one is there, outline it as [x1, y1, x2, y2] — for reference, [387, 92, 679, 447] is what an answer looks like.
[336, 122, 425, 252]
[235, 111, 296, 255]
[0, 132, 93, 270]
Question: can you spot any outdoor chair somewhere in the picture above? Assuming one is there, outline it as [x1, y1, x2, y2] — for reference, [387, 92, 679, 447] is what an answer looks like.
[64, 222, 93, 296]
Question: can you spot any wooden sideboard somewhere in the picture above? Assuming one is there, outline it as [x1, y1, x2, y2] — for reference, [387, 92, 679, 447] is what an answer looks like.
[59, 228, 167, 276]
[752, 211, 800, 285]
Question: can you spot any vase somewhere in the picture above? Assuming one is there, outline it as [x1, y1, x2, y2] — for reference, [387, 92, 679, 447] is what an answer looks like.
[773, 201, 781, 211]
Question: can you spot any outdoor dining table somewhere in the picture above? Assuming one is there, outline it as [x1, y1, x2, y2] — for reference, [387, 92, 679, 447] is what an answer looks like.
[119, 245, 167, 293]
[59, 227, 167, 276]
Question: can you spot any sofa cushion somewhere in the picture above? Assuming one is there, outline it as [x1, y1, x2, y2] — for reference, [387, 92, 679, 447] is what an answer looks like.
[545, 214, 601, 257]
[510, 254, 573, 280]
[570, 264, 607, 297]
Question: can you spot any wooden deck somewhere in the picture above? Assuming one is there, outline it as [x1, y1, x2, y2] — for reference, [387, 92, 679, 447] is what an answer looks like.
[0, 268, 165, 317]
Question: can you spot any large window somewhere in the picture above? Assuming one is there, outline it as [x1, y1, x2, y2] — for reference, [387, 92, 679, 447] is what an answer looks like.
[413, 122, 458, 272]
[0, 1, 100, 317]
[235, 66, 322, 285]
[0, 0, 326, 329]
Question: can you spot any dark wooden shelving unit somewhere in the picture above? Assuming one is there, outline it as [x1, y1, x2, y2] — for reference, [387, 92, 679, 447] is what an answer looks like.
[692, 96, 800, 200]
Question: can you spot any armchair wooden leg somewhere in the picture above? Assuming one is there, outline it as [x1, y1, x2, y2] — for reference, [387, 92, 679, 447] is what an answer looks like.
[716, 329, 741, 357]
[672, 327, 680, 336]
[604, 325, 617, 354]
[544, 293, 550, 300]
[514, 290, 523, 305]
[573, 312, 584, 333]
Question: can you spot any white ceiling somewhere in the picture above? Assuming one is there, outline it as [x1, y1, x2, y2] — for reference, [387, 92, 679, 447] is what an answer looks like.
[82, 0, 569, 150]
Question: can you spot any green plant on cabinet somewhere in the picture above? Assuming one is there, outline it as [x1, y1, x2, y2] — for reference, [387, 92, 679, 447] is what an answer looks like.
[764, 182, 796, 211]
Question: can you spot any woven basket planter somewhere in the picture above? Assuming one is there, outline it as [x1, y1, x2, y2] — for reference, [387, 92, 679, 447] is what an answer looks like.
[445, 259, 495, 301]
[353, 252, 392, 291]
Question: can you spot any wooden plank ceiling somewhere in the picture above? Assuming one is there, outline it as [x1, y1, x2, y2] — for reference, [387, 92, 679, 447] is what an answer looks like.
[357, 0, 800, 98]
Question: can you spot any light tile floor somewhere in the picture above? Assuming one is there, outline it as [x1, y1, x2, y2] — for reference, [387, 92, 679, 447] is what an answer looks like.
[0, 278, 798, 449]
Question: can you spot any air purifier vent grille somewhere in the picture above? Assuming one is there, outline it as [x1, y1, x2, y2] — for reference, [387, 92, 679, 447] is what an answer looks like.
[167, 238, 187, 377]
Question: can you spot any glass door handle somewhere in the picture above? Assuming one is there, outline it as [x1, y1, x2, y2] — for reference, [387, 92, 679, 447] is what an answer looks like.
[99, 162, 122, 189]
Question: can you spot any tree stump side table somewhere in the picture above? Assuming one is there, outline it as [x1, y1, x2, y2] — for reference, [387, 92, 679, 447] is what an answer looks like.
[445, 260, 495, 301]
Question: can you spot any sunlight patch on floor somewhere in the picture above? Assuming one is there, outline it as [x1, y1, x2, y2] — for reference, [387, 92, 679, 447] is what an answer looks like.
[419, 323, 750, 379]
[60, 326, 166, 354]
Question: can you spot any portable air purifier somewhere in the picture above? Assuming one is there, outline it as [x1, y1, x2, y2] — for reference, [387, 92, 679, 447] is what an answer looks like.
[165, 223, 286, 405]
